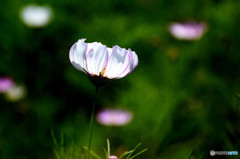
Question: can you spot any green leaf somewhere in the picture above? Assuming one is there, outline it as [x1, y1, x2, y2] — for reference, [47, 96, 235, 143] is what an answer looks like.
[53, 148, 61, 159]
[187, 150, 193, 159]
[236, 93, 240, 98]
[68, 141, 74, 158]
[60, 132, 64, 146]
[51, 129, 58, 147]
[119, 150, 134, 159]
[107, 139, 110, 156]
[60, 132, 64, 155]
[103, 147, 108, 159]
[126, 143, 142, 159]
[80, 147, 85, 159]
[129, 148, 148, 159]
[83, 146, 102, 159]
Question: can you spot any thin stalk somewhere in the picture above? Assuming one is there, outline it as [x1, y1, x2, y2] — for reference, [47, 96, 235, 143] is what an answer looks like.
[87, 86, 99, 159]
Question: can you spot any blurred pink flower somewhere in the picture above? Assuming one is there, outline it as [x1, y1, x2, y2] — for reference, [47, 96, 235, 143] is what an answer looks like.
[109, 156, 118, 159]
[169, 21, 206, 40]
[97, 109, 133, 126]
[0, 77, 14, 93]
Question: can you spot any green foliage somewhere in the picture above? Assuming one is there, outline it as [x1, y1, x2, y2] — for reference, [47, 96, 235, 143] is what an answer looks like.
[52, 138, 147, 159]
[0, 0, 240, 158]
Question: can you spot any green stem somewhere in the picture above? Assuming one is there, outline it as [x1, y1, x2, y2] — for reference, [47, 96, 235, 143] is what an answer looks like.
[87, 86, 99, 159]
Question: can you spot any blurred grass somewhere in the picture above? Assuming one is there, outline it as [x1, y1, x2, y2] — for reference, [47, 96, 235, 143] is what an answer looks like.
[0, 0, 240, 158]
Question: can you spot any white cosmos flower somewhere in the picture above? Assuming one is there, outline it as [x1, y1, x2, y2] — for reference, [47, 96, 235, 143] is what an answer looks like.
[69, 39, 138, 85]
[20, 4, 52, 28]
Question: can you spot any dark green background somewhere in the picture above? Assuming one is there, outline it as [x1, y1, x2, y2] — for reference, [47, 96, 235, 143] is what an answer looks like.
[0, 0, 240, 158]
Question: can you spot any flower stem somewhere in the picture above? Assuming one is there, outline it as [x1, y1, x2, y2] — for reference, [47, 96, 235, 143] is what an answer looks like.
[87, 86, 99, 159]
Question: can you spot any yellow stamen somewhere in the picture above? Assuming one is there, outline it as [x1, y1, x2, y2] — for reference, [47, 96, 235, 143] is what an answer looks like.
[101, 67, 106, 76]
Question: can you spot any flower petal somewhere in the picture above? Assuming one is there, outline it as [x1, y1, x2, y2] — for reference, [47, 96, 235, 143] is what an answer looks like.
[86, 43, 108, 75]
[69, 39, 87, 72]
[103, 46, 130, 79]
[129, 49, 138, 72]
[86, 42, 97, 53]
[115, 64, 131, 78]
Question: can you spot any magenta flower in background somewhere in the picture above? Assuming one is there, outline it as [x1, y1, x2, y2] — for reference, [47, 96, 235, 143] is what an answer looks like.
[69, 39, 138, 86]
[0, 77, 14, 93]
[20, 4, 53, 28]
[97, 109, 133, 126]
[109, 156, 118, 159]
[169, 21, 207, 40]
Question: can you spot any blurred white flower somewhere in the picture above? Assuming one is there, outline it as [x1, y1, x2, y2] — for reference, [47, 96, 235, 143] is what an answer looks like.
[0, 77, 14, 93]
[169, 21, 207, 40]
[5, 84, 27, 102]
[109, 156, 118, 159]
[20, 4, 53, 28]
[97, 109, 133, 126]
[69, 39, 138, 86]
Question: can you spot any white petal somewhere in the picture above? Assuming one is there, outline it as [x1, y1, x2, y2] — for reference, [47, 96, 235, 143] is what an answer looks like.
[107, 48, 113, 57]
[115, 64, 131, 78]
[86, 42, 98, 53]
[129, 49, 138, 72]
[86, 43, 108, 75]
[103, 46, 130, 79]
[69, 39, 87, 72]
[114, 50, 134, 78]
[112, 49, 138, 78]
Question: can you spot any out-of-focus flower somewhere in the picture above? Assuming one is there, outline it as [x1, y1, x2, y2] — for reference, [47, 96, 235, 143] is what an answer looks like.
[0, 77, 14, 93]
[169, 21, 207, 40]
[20, 4, 53, 28]
[97, 109, 133, 126]
[5, 85, 27, 102]
[109, 156, 118, 159]
[69, 39, 138, 86]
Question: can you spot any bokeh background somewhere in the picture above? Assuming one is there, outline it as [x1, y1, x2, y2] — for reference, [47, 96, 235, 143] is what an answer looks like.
[1, 0, 240, 158]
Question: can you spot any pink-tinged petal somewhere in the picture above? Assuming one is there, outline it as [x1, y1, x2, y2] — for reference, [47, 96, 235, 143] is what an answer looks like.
[101, 47, 113, 74]
[109, 156, 118, 159]
[86, 42, 98, 53]
[128, 49, 138, 72]
[69, 39, 88, 72]
[114, 53, 131, 78]
[86, 49, 94, 74]
[103, 46, 130, 79]
[107, 48, 113, 57]
[115, 67, 131, 78]
[86, 43, 108, 75]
